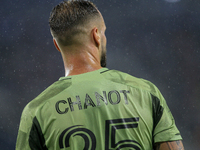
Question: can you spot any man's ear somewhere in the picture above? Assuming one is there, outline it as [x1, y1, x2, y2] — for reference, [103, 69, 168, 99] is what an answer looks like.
[53, 39, 61, 52]
[92, 27, 100, 48]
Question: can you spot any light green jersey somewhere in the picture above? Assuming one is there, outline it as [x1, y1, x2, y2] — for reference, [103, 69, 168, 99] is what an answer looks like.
[16, 68, 182, 150]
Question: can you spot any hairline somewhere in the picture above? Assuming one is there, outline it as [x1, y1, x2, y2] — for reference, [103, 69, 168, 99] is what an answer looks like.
[52, 12, 103, 46]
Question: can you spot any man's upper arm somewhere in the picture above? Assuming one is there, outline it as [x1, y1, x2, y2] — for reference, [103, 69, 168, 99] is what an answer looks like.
[16, 106, 33, 150]
[16, 130, 31, 150]
[154, 140, 184, 150]
[151, 87, 182, 143]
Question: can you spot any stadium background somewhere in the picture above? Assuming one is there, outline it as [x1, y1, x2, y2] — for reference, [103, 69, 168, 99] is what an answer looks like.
[0, 0, 200, 149]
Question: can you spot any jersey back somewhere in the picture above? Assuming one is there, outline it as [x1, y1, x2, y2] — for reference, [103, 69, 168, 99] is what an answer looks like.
[16, 68, 182, 150]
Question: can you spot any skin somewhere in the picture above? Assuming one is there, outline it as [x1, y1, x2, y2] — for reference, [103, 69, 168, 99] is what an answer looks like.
[52, 11, 184, 150]
[154, 140, 185, 150]
[53, 12, 106, 77]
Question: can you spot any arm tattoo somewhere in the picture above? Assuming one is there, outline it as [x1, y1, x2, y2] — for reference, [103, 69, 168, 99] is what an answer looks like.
[166, 141, 184, 150]
[155, 140, 184, 150]
[155, 143, 161, 150]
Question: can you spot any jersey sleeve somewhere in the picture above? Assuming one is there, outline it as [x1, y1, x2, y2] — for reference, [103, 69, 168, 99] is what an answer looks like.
[16, 106, 33, 150]
[16, 105, 48, 150]
[151, 86, 182, 144]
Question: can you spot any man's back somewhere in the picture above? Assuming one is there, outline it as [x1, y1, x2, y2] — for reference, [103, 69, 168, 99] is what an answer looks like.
[16, 68, 182, 150]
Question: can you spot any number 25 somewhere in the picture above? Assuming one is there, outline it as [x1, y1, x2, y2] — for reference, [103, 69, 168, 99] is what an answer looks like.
[59, 117, 142, 150]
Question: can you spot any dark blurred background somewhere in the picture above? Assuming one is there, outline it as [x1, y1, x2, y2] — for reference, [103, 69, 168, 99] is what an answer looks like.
[0, 0, 200, 149]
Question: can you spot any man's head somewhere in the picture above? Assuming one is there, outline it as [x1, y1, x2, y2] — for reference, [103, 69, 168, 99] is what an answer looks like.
[49, 0, 107, 67]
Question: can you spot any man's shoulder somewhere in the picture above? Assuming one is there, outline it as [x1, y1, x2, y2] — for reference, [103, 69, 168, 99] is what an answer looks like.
[22, 79, 72, 115]
[103, 69, 158, 94]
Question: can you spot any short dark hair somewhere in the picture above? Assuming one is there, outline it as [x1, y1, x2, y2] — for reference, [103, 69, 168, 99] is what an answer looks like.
[49, 0, 100, 44]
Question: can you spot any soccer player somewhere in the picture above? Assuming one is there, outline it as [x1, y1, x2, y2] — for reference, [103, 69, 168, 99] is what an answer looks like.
[16, 0, 185, 150]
